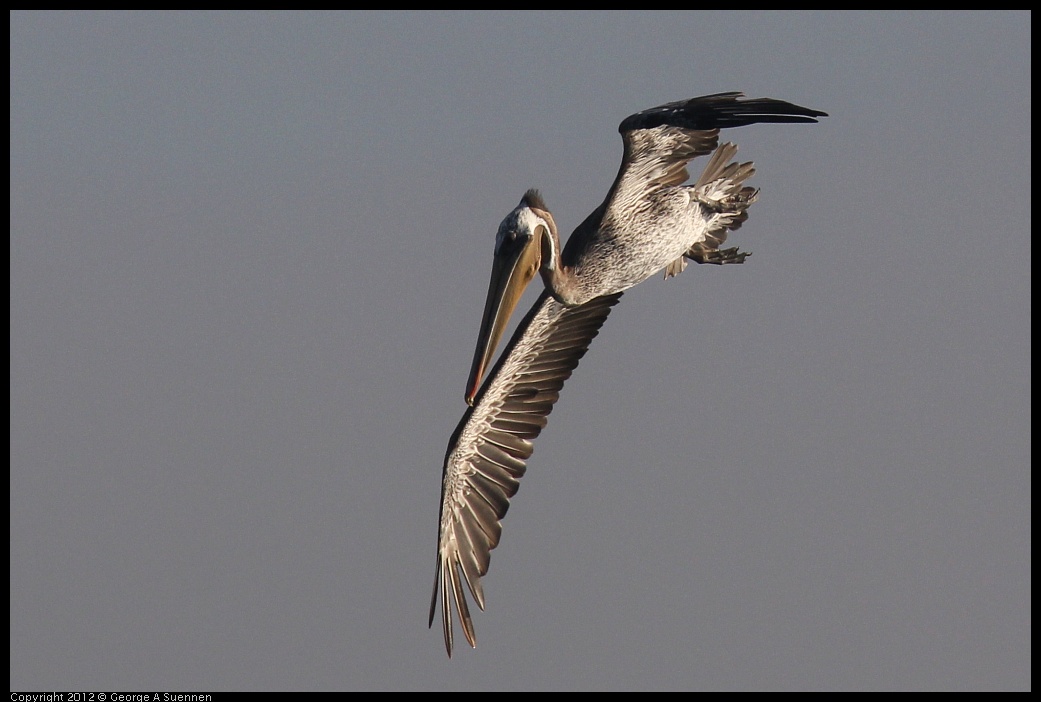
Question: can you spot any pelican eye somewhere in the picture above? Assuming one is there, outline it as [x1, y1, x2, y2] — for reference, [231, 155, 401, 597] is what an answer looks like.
[495, 228, 532, 256]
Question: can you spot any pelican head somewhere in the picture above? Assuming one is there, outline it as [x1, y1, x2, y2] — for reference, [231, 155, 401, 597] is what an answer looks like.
[465, 190, 560, 405]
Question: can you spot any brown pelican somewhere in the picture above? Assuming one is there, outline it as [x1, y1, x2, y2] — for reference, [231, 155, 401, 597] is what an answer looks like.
[430, 92, 827, 656]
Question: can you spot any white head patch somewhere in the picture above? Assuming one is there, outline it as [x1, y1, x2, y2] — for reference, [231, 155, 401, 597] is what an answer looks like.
[495, 206, 544, 254]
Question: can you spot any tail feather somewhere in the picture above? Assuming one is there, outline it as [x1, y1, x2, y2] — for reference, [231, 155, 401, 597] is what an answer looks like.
[664, 143, 757, 277]
[693, 142, 756, 203]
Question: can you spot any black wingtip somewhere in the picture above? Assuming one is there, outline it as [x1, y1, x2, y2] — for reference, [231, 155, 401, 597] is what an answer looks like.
[428, 556, 440, 629]
[619, 92, 827, 133]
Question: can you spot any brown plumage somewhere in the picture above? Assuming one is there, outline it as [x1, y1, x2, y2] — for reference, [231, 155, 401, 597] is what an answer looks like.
[431, 92, 827, 655]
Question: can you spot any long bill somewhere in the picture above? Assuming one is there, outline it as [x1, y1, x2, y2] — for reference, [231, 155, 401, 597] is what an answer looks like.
[464, 235, 541, 405]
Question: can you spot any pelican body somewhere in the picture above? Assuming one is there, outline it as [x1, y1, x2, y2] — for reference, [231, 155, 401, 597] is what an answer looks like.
[431, 92, 827, 655]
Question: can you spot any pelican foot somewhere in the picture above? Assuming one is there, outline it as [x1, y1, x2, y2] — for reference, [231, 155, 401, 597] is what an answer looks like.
[690, 247, 751, 265]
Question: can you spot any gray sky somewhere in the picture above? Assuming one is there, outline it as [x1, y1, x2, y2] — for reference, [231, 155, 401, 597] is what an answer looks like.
[10, 11, 1030, 691]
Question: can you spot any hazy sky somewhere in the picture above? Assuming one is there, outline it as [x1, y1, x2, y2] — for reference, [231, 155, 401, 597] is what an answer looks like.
[10, 11, 1030, 691]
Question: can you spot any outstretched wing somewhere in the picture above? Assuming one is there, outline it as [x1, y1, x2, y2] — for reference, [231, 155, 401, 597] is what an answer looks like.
[564, 92, 827, 265]
[430, 290, 622, 656]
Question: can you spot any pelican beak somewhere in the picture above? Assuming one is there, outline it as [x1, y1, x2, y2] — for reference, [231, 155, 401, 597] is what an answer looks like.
[465, 232, 541, 405]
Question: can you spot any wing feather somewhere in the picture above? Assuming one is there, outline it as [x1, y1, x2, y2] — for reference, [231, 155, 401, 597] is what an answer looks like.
[563, 92, 826, 269]
[429, 290, 622, 656]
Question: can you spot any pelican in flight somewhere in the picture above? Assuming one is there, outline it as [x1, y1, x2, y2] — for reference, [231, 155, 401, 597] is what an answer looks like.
[430, 92, 826, 655]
